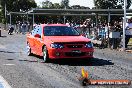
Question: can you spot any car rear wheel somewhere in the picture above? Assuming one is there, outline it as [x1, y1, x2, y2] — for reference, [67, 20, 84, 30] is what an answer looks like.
[43, 46, 49, 62]
[26, 43, 32, 56]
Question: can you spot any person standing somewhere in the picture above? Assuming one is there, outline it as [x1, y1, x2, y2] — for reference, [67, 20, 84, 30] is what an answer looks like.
[125, 18, 132, 48]
[83, 19, 91, 35]
[21, 22, 27, 34]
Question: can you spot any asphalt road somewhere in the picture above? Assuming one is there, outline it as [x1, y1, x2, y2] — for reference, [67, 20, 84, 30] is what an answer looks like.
[0, 30, 132, 88]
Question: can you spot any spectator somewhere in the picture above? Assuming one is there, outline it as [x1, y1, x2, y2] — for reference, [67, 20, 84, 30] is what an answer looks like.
[17, 21, 22, 33]
[83, 19, 91, 35]
[125, 18, 132, 48]
[21, 22, 27, 34]
[109, 22, 116, 49]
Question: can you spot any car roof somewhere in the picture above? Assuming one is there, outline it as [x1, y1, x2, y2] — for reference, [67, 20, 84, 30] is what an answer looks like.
[41, 24, 68, 28]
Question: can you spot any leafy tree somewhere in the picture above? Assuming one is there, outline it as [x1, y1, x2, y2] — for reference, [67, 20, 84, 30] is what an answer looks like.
[80, 6, 90, 9]
[42, 0, 53, 9]
[41, 1, 61, 9]
[71, 5, 90, 9]
[0, 11, 3, 23]
[118, 0, 132, 9]
[71, 5, 81, 9]
[1, 0, 37, 12]
[36, 5, 41, 8]
[36, 1, 62, 24]
[0, 3, 2, 22]
[18, 0, 37, 11]
[94, 0, 132, 22]
[53, 3, 61, 9]
[94, 0, 132, 9]
[61, 0, 69, 9]
[0, 0, 37, 23]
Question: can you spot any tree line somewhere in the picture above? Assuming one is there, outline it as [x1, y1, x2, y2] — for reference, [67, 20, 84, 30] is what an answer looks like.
[0, 0, 132, 24]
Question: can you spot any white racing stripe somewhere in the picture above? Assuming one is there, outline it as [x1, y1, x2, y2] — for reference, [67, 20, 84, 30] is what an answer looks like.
[0, 75, 12, 88]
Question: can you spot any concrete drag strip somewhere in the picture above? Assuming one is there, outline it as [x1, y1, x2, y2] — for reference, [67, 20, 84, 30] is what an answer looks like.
[0, 75, 12, 88]
[0, 44, 6, 49]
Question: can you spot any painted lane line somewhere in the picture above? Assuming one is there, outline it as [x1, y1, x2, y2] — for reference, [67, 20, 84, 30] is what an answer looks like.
[0, 75, 12, 88]
[3, 64, 15, 66]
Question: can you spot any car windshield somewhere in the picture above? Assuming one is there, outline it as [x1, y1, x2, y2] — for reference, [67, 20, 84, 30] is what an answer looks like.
[44, 26, 80, 36]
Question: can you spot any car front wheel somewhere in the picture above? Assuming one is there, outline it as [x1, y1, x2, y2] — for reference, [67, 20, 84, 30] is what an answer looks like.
[43, 46, 49, 62]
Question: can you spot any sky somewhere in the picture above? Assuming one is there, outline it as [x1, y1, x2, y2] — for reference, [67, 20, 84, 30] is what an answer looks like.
[34, 0, 95, 9]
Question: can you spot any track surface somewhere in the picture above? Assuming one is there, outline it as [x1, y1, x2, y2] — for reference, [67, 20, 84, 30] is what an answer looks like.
[0, 30, 132, 88]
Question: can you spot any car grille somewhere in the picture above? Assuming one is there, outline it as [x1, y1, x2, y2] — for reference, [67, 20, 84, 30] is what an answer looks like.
[66, 45, 83, 48]
[62, 42, 86, 44]
[65, 52, 86, 57]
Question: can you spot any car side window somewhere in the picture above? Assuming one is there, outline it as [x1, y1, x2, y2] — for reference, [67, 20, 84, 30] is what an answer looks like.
[31, 26, 42, 37]
[36, 26, 42, 36]
[31, 27, 37, 36]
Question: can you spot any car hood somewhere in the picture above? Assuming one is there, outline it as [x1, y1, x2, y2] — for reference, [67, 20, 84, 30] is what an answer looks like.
[44, 36, 91, 43]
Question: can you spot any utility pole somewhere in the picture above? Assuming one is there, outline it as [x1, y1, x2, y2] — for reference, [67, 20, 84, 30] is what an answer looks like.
[10, 13, 11, 25]
[108, 7, 110, 48]
[63, 6, 66, 24]
[27, 12, 28, 23]
[5, 3, 6, 19]
[4, 1, 7, 30]
[123, 0, 127, 50]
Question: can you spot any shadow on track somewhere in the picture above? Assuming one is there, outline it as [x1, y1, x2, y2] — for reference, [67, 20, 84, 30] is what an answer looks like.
[19, 59, 39, 63]
[19, 54, 44, 63]
[48, 58, 114, 66]
[6, 59, 14, 60]
[0, 50, 19, 54]
[25, 54, 114, 66]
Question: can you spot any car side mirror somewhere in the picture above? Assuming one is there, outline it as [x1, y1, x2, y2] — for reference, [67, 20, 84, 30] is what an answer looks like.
[34, 34, 41, 38]
[80, 34, 86, 36]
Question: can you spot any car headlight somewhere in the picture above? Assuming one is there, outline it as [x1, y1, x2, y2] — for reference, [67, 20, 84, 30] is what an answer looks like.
[50, 43, 64, 49]
[85, 42, 93, 48]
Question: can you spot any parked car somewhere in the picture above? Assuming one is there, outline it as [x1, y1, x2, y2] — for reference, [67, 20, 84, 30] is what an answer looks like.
[26, 24, 94, 62]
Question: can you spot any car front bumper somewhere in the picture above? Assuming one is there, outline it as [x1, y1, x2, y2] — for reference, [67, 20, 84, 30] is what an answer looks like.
[48, 48, 94, 59]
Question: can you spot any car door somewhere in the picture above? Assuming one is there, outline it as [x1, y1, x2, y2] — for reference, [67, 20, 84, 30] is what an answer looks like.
[30, 27, 38, 54]
[34, 26, 43, 55]
[27, 31, 34, 48]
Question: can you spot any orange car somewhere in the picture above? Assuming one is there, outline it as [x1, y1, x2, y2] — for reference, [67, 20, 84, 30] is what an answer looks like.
[26, 24, 94, 62]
